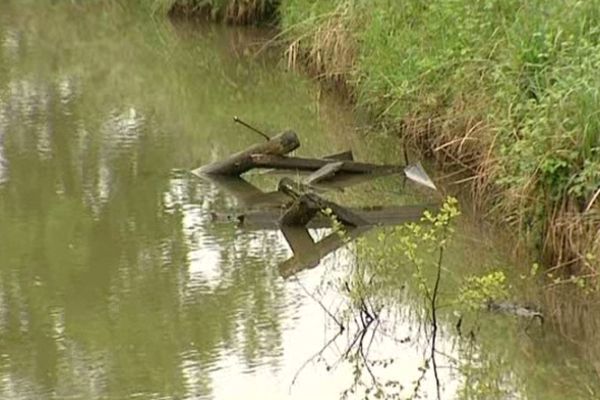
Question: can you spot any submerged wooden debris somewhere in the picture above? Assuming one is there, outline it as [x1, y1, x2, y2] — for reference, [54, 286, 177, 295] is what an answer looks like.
[193, 126, 439, 278]
[277, 177, 368, 227]
[193, 129, 436, 189]
[487, 300, 544, 323]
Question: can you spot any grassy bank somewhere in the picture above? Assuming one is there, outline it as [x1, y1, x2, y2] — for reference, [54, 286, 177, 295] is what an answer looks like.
[156, 0, 599, 283]
[279, 0, 600, 282]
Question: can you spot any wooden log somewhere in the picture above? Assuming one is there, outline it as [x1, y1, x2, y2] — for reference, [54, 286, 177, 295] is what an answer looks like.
[194, 130, 300, 176]
[278, 177, 369, 227]
[305, 161, 344, 185]
[277, 177, 328, 200]
[250, 154, 405, 175]
[324, 150, 354, 161]
[279, 195, 319, 226]
[249, 150, 354, 177]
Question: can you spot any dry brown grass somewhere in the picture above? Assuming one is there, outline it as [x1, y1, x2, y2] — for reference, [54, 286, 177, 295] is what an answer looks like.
[222, 0, 272, 24]
[398, 94, 501, 218]
[544, 286, 600, 378]
[285, 3, 357, 85]
[545, 201, 600, 281]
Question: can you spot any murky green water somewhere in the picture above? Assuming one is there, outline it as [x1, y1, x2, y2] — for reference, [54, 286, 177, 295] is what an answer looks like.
[1, 3, 599, 400]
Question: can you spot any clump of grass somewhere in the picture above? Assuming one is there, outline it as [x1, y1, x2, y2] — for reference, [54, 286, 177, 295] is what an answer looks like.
[279, 0, 600, 282]
[283, 1, 358, 84]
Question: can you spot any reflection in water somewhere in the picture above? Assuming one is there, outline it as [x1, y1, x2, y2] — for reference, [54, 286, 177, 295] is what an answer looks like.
[0, 2, 599, 400]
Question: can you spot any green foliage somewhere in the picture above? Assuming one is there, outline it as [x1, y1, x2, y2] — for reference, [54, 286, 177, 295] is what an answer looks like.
[323, 198, 463, 399]
[351, 197, 461, 308]
[458, 271, 508, 311]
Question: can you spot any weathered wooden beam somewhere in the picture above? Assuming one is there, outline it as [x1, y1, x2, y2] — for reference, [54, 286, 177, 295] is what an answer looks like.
[193, 130, 300, 176]
[250, 154, 405, 175]
[305, 161, 344, 185]
[324, 150, 354, 161]
[279, 195, 319, 226]
[278, 177, 369, 227]
[253, 150, 354, 177]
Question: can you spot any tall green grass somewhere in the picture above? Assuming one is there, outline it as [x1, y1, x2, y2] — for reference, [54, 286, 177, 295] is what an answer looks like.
[280, 0, 600, 278]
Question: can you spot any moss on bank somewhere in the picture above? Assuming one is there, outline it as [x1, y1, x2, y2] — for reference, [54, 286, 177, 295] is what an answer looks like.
[157, 0, 600, 282]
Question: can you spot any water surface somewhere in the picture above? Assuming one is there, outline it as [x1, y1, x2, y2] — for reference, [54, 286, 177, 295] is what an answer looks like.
[0, 3, 598, 399]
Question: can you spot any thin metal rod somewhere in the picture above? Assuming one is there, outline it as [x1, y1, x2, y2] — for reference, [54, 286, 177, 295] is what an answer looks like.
[233, 116, 270, 141]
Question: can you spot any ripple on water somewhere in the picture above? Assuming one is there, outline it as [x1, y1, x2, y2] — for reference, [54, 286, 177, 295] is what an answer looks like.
[101, 107, 143, 154]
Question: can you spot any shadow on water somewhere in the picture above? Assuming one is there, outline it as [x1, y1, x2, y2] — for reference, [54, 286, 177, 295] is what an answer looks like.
[0, 2, 599, 400]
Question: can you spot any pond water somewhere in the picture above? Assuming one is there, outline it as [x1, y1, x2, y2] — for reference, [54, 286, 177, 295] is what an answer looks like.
[0, 3, 598, 399]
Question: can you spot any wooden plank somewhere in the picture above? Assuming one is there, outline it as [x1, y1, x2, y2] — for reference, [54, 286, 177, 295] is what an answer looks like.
[250, 154, 405, 175]
[248, 150, 354, 177]
[194, 130, 300, 176]
[324, 150, 354, 161]
[305, 161, 344, 185]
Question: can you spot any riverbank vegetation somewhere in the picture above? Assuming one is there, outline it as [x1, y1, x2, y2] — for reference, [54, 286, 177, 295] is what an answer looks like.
[279, 0, 600, 285]
[148, 0, 600, 284]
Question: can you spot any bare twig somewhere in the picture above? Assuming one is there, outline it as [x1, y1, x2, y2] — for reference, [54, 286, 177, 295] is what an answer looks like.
[289, 275, 346, 391]
[290, 327, 343, 390]
[292, 275, 344, 330]
[430, 239, 445, 400]
[233, 116, 270, 141]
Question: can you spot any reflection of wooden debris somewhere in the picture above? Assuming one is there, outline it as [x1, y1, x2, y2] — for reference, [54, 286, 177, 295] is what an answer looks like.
[201, 174, 434, 278]
[210, 204, 433, 230]
[278, 226, 371, 279]
[193, 129, 439, 278]
[278, 177, 368, 227]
